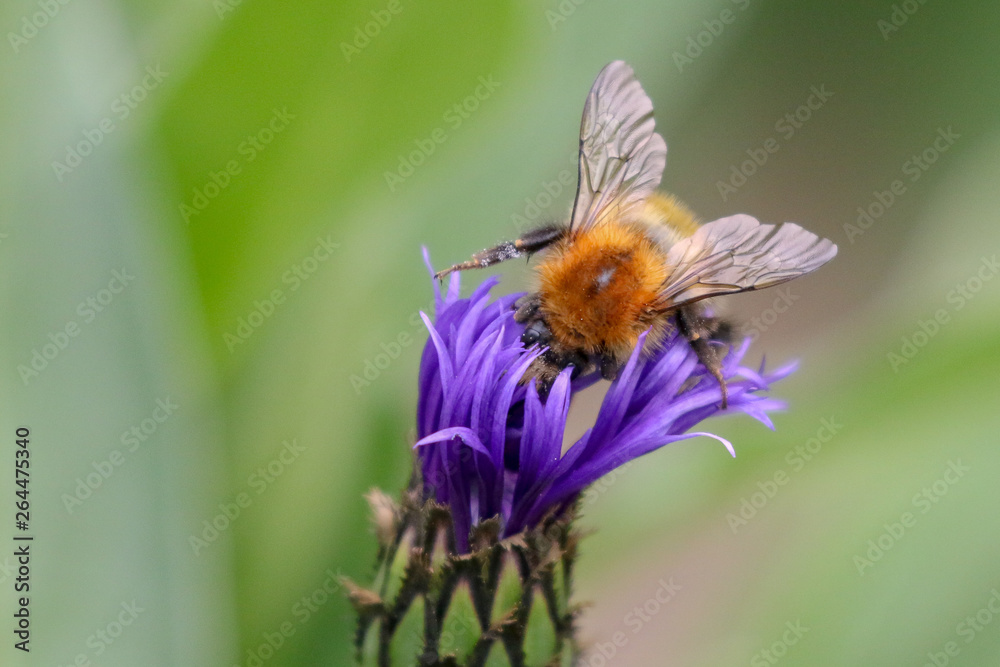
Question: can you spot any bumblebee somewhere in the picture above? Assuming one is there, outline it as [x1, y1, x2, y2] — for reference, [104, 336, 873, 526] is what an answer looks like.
[437, 61, 837, 406]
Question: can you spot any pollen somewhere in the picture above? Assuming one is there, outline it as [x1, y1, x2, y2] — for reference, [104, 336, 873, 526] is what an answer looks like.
[536, 221, 669, 358]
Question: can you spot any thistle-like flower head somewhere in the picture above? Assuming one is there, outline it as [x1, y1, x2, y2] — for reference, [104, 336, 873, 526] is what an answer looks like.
[415, 249, 793, 552]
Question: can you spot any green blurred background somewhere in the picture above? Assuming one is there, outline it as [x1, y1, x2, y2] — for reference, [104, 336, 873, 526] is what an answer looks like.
[2, 0, 999, 665]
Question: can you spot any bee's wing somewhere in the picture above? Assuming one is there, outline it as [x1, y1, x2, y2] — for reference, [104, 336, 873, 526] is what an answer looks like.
[657, 214, 837, 307]
[569, 61, 667, 233]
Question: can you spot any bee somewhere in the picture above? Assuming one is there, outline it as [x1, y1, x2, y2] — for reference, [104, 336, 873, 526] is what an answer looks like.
[437, 61, 837, 407]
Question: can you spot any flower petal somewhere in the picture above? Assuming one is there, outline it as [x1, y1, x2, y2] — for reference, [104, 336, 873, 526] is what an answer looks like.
[415, 427, 491, 458]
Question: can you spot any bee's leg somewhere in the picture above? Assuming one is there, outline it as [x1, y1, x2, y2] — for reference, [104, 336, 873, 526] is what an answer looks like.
[533, 348, 589, 399]
[513, 294, 553, 351]
[676, 306, 729, 409]
[434, 225, 566, 279]
[599, 355, 620, 381]
[524, 352, 560, 398]
[564, 349, 590, 376]
[513, 293, 541, 323]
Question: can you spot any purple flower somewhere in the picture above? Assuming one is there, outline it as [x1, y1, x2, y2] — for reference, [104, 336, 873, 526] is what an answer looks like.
[414, 249, 794, 552]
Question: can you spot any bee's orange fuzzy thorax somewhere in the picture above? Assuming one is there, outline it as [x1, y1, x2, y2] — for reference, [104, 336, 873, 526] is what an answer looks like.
[536, 222, 669, 358]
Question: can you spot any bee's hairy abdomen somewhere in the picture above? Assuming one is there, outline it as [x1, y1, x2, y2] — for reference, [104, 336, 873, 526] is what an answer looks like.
[637, 192, 702, 248]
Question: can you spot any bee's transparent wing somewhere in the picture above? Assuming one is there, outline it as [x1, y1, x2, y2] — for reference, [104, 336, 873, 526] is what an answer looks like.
[569, 61, 667, 233]
[657, 215, 838, 307]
